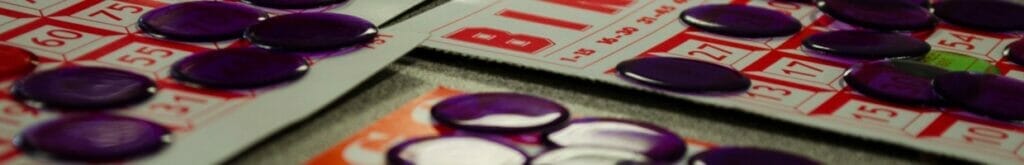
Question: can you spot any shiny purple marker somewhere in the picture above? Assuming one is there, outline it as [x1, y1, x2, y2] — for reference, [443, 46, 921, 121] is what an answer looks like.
[843, 59, 948, 105]
[531, 147, 651, 165]
[1004, 40, 1024, 66]
[803, 31, 930, 60]
[245, 13, 377, 51]
[541, 118, 688, 162]
[139, 1, 268, 42]
[935, 0, 1024, 32]
[11, 67, 156, 110]
[16, 114, 171, 162]
[933, 72, 1024, 121]
[816, 0, 936, 31]
[431, 93, 570, 134]
[680, 4, 802, 38]
[616, 57, 751, 93]
[171, 48, 309, 89]
[386, 136, 529, 165]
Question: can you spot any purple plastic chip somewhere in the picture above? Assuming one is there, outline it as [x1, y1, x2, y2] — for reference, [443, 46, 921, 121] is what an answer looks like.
[680, 4, 802, 38]
[431, 93, 570, 134]
[386, 136, 529, 165]
[934, 0, 1024, 32]
[843, 59, 948, 105]
[171, 48, 309, 89]
[933, 72, 1024, 121]
[616, 57, 751, 93]
[531, 147, 650, 165]
[1005, 39, 1024, 66]
[16, 114, 171, 162]
[541, 118, 688, 162]
[0, 44, 36, 80]
[139, 1, 268, 42]
[688, 147, 820, 165]
[817, 0, 936, 31]
[243, 0, 348, 9]
[802, 31, 930, 60]
[12, 67, 156, 110]
[245, 13, 377, 51]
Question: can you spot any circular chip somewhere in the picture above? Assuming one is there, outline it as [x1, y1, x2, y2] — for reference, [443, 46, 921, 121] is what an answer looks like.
[386, 136, 529, 165]
[843, 59, 948, 105]
[139, 1, 268, 42]
[12, 67, 156, 110]
[802, 30, 930, 60]
[817, 0, 936, 31]
[531, 147, 650, 165]
[917, 51, 1000, 74]
[16, 114, 171, 162]
[616, 57, 751, 93]
[243, 0, 348, 9]
[171, 48, 309, 89]
[688, 147, 820, 165]
[933, 72, 1024, 121]
[0, 44, 36, 80]
[1005, 39, 1024, 66]
[680, 4, 802, 38]
[245, 13, 378, 51]
[541, 118, 688, 162]
[431, 93, 570, 134]
[934, 0, 1024, 32]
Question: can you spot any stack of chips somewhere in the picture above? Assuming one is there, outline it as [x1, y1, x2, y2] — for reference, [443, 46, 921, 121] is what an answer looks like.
[2, 0, 378, 162]
[635, 0, 1024, 122]
[387, 93, 819, 164]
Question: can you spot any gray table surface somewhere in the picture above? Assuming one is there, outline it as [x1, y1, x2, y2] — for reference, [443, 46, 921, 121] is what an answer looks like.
[227, 1, 978, 164]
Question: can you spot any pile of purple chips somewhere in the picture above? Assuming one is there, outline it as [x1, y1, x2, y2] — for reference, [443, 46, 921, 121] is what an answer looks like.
[0, 1, 380, 162]
[138, 1, 378, 89]
[5, 66, 172, 162]
[389, 93, 817, 164]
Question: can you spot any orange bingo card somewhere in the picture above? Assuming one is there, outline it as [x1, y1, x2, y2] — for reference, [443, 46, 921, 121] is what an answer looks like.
[307, 86, 717, 165]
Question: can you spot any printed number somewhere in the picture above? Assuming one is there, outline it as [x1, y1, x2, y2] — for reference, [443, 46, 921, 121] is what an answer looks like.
[31, 29, 83, 47]
[149, 95, 209, 116]
[117, 46, 174, 66]
[851, 105, 897, 123]
[2, 107, 37, 117]
[768, 1, 802, 10]
[615, 27, 638, 36]
[963, 127, 1009, 146]
[781, 60, 823, 78]
[766, 1, 802, 15]
[688, 43, 731, 61]
[87, 3, 144, 21]
[637, 16, 656, 24]
[654, 5, 676, 15]
[746, 85, 792, 101]
[938, 33, 980, 50]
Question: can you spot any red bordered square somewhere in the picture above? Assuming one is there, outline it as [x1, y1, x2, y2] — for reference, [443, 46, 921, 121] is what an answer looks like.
[48, 0, 167, 33]
[73, 34, 210, 74]
[0, 18, 122, 60]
